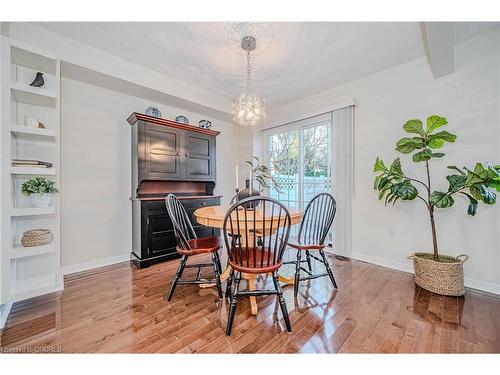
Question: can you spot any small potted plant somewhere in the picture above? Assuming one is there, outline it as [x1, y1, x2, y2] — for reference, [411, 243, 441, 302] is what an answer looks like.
[373, 115, 500, 296]
[21, 177, 59, 208]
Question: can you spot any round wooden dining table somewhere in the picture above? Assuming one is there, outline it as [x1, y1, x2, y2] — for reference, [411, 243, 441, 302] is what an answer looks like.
[194, 204, 304, 315]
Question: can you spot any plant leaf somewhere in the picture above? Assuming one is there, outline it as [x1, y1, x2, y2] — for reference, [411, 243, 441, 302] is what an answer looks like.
[373, 157, 388, 172]
[460, 192, 478, 216]
[446, 174, 467, 193]
[390, 180, 418, 200]
[430, 191, 455, 208]
[395, 137, 425, 154]
[373, 175, 383, 190]
[479, 185, 496, 205]
[389, 158, 404, 177]
[428, 137, 445, 149]
[403, 119, 425, 136]
[412, 149, 432, 162]
[431, 153, 445, 158]
[469, 186, 482, 201]
[429, 131, 457, 143]
[447, 165, 465, 175]
[426, 115, 448, 134]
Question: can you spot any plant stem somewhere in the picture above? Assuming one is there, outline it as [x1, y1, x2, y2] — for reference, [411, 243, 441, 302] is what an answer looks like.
[406, 177, 430, 192]
[425, 159, 439, 260]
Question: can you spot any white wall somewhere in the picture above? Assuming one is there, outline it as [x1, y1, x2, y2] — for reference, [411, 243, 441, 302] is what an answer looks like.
[265, 31, 500, 293]
[60, 77, 239, 270]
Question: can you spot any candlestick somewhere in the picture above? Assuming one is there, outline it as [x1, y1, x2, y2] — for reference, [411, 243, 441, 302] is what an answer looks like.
[249, 170, 253, 192]
[235, 165, 239, 189]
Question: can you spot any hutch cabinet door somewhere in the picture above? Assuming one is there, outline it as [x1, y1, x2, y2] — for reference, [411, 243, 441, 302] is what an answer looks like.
[183, 131, 216, 181]
[144, 123, 183, 180]
[143, 201, 178, 258]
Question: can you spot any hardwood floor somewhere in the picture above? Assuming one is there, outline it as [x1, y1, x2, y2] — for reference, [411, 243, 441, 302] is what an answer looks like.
[1, 252, 499, 353]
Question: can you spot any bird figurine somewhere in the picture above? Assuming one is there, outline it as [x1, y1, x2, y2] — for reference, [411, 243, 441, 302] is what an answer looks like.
[29, 72, 45, 88]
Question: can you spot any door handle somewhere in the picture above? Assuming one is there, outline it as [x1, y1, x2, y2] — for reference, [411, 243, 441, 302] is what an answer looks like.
[176, 152, 180, 156]
[185, 153, 190, 157]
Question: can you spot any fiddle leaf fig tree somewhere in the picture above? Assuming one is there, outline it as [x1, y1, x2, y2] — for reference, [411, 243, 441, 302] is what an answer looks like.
[373, 115, 500, 261]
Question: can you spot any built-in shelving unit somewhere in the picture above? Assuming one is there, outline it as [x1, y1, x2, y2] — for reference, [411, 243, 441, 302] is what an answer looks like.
[1, 35, 62, 318]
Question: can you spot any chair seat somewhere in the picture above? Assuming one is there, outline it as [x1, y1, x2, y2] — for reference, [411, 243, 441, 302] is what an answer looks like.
[287, 238, 325, 251]
[177, 236, 222, 256]
[228, 247, 283, 274]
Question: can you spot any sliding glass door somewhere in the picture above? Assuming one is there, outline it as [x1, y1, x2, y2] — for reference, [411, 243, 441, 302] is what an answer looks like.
[266, 114, 333, 237]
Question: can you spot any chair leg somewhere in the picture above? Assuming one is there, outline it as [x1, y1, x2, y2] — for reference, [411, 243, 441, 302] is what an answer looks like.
[294, 250, 301, 298]
[225, 267, 234, 299]
[212, 252, 223, 300]
[273, 272, 292, 333]
[226, 272, 241, 336]
[305, 250, 312, 272]
[167, 255, 187, 301]
[319, 249, 338, 289]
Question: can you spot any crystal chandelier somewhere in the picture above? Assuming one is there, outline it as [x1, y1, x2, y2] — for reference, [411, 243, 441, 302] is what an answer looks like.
[232, 36, 265, 126]
[224, 23, 273, 126]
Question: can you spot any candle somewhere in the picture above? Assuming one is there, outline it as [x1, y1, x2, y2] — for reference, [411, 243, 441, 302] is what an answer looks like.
[235, 165, 239, 189]
[249, 170, 253, 192]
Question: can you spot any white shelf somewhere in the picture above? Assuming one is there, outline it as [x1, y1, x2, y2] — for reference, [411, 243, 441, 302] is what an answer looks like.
[10, 274, 56, 303]
[10, 166, 55, 176]
[10, 81, 57, 108]
[10, 124, 56, 142]
[10, 243, 55, 260]
[10, 206, 56, 217]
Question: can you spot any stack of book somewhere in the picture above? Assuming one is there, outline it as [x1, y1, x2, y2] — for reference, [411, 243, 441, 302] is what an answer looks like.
[12, 159, 53, 168]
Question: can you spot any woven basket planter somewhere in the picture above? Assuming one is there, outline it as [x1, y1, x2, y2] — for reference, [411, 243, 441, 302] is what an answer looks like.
[408, 252, 469, 296]
[21, 229, 53, 247]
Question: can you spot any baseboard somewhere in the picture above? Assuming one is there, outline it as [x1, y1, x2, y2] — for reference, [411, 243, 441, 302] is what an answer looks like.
[61, 254, 130, 276]
[0, 302, 13, 330]
[350, 251, 500, 295]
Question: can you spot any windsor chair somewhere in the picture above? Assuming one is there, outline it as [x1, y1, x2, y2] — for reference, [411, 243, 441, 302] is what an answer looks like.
[165, 194, 223, 301]
[286, 193, 338, 297]
[223, 196, 292, 335]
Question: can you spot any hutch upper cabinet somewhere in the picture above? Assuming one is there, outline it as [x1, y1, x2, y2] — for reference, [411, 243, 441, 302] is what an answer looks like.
[128, 113, 218, 187]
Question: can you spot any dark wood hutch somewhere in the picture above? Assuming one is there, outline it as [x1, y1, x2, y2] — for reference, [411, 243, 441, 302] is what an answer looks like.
[127, 113, 221, 268]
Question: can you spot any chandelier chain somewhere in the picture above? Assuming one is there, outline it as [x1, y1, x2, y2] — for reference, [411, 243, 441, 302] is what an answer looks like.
[246, 50, 252, 93]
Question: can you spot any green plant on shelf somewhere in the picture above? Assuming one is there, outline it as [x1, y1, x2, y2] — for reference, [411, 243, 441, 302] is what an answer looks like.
[21, 177, 59, 196]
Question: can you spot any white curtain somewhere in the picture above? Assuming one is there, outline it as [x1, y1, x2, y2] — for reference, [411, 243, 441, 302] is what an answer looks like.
[329, 105, 354, 256]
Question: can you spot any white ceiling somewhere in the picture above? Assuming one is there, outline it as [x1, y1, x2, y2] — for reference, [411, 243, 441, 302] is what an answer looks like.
[33, 22, 499, 109]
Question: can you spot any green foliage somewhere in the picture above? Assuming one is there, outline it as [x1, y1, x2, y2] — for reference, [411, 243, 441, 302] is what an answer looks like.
[246, 156, 283, 193]
[430, 191, 455, 208]
[21, 177, 59, 196]
[391, 180, 418, 200]
[374, 115, 499, 220]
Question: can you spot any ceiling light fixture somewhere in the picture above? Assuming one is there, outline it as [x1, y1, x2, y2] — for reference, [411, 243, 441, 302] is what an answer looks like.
[224, 23, 273, 126]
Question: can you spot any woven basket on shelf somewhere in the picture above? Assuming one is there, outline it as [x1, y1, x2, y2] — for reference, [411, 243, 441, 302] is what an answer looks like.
[21, 229, 53, 247]
[408, 252, 469, 296]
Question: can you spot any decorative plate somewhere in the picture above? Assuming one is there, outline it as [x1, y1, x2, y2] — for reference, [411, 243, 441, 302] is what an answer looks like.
[199, 120, 212, 129]
[145, 106, 161, 118]
[175, 115, 189, 125]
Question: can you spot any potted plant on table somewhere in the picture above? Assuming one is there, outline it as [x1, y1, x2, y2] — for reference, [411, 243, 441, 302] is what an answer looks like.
[373, 115, 500, 296]
[21, 176, 59, 208]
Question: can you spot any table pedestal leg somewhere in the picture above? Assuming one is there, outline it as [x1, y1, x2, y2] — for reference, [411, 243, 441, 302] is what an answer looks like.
[245, 273, 258, 315]
[278, 274, 295, 285]
[199, 264, 232, 288]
